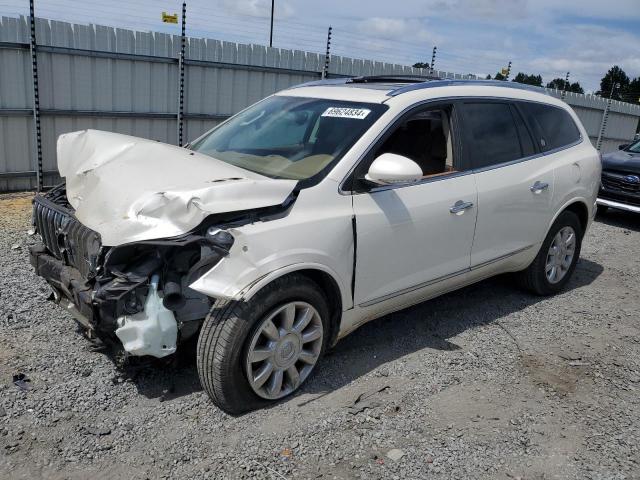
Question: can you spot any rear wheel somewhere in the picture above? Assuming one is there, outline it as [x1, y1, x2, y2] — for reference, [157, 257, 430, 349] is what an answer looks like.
[516, 211, 583, 295]
[196, 274, 329, 414]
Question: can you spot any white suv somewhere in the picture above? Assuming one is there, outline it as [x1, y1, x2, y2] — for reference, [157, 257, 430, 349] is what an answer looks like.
[30, 77, 600, 413]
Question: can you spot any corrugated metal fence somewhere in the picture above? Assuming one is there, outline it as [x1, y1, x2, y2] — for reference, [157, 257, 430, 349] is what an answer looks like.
[545, 90, 640, 154]
[1, 15, 639, 192]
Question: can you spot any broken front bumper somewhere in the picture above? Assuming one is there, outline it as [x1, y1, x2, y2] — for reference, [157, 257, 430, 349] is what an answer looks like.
[30, 243, 96, 328]
[30, 243, 178, 356]
[29, 188, 227, 357]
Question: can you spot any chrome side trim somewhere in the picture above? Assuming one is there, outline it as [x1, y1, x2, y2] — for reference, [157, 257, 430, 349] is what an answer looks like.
[469, 245, 534, 270]
[467, 137, 584, 176]
[596, 197, 640, 213]
[363, 170, 473, 194]
[358, 267, 469, 308]
[357, 245, 534, 308]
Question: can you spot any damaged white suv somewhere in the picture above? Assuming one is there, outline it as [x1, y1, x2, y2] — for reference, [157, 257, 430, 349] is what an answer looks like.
[30, 77, 600, 413]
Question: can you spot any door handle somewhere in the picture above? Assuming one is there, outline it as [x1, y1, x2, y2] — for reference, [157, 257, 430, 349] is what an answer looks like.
[530, 181, 549, 194]
[450, 200, 474, 215]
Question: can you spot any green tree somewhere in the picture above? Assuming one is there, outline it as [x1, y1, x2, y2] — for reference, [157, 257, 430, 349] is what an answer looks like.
[412, 62, 431, 69]
[512, 72, 543, 87]
[493, 72, 506, 81]
[598, 66, 630, 100]
[620, 77, 640, 105]
[569, 82, 584, 94]
[546, 78, 584, 94]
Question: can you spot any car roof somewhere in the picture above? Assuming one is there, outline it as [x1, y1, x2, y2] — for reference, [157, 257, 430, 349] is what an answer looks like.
[279, 76, 563, 108]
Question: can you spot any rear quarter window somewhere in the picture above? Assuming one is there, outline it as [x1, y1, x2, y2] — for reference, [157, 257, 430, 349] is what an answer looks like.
[519, 102, 581, 151]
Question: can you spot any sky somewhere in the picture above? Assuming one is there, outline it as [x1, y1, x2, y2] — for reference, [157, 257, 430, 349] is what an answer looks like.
[1, 0, 639, 93]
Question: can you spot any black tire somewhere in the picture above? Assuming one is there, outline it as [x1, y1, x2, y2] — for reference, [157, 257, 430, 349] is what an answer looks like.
[196, 273, 330, 414]
[516, 210, 583, 296]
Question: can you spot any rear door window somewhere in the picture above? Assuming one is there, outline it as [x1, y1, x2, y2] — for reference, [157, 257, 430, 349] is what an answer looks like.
[511, 104, 536, 158]
[518, 102, 581, 151]
[461, 102, 523, 169]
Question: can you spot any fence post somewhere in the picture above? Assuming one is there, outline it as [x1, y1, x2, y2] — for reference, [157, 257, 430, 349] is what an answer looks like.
[561, 71, 570, 100]
[596, 82, 619, 151]
[321, 26, 332, 79]
[269, 0, 274, 47]
[29, 0, 43, 191]
[177, 1, 186, 147]
[429, 46, 437, 75]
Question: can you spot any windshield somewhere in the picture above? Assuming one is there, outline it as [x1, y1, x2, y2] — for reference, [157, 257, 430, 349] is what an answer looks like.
[628, 139, 640, 153]
[190, 96, 387, 180]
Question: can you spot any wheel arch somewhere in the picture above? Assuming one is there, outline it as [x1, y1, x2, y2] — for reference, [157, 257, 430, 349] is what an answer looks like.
[564, 201, 589, 234]
[291, 269, 343, 348]
[239, 264, 347, 348]
[548, 198, 590, 236]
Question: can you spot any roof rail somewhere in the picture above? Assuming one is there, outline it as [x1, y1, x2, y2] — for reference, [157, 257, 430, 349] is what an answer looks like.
[288, 77, 547, 98]
[289, 77, 351, 89]
[388, 79, 549, 97]
[288, 75, 442, 90]
[348, 74, 441, 84]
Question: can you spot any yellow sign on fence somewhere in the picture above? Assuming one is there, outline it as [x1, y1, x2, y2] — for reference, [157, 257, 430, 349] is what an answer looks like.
[162, 12, 178, 24]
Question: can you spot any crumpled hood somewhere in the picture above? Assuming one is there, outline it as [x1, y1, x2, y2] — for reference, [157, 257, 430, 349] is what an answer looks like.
[58, 130, 297, 246]
[601, 149, 640, 172]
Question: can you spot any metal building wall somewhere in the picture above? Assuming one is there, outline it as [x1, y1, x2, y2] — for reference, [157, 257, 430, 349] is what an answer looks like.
[1, 15, 639, 192]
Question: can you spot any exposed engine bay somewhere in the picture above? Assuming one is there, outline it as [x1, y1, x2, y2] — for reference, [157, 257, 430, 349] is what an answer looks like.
[27, 129, 301, 358]
[29, 182, 292, 358]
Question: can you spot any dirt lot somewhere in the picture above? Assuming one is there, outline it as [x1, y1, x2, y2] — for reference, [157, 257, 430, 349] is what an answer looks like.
[0, 192, 639, 480]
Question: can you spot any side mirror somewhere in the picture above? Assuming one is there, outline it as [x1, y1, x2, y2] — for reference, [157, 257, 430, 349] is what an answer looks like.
[618, 144, 629, 150]
[365, 153, 423, 186]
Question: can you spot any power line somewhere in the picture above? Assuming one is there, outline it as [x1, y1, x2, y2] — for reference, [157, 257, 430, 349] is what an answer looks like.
[0, 3, 473, 67]
[3, 3, 620, 89]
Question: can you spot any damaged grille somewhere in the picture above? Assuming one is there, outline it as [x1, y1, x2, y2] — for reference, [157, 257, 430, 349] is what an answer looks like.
[32, 192, 102, 279]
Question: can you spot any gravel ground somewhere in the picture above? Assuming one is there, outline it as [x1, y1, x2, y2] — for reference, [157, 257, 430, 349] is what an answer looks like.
[1, 192, 639, 480]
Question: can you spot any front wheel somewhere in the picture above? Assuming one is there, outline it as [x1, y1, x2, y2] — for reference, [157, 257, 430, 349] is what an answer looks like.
[196, 274, 330, 414]
[516, 210, 583, 295]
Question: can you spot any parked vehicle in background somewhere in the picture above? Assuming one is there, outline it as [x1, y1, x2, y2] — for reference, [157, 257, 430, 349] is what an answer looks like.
[597, 139, 640, 214]
[29, 77, 600, 413]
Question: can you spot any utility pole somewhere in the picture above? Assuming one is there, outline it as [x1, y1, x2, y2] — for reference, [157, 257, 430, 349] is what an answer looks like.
[596, 81, 620, 151]
[269, 0, 274, 47]
[177, 1, 186, 147]
[429, 46, 437, 75]
[561, 71, 570, 100]
[29, 0, 43, 191]
[321, 26, 332, 79]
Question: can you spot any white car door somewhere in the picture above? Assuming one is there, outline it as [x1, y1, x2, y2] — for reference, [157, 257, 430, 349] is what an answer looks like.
[349, 103, 478, 307]
[459, 100, 555, 267]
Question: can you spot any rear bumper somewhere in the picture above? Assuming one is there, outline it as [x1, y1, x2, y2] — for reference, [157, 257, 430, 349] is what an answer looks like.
[596, 197, 640, 213]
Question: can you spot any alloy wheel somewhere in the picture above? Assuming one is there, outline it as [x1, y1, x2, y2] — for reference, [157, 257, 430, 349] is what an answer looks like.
[245, 301, 323, 400]
[545, 226, 576, 284]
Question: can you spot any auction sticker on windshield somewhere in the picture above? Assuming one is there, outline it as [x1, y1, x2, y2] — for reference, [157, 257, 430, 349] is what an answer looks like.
[321, 107, 371, 120]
